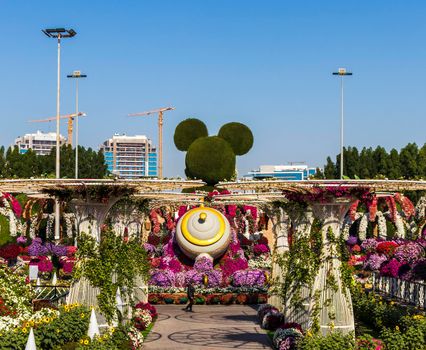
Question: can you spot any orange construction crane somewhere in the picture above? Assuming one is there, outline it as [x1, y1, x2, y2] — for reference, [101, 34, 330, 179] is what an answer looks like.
[128, 107, 175, 178]
[28, 112, 86, 147]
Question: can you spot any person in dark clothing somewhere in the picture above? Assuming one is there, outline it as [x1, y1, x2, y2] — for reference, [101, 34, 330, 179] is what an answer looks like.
[184, 281, 195, 312]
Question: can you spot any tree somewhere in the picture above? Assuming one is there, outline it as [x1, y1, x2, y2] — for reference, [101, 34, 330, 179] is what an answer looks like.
[324, 157, 336, 179]
[387, 148, 401, 179]
[399, 143, 419, 179]
[373, 146, 390, 177]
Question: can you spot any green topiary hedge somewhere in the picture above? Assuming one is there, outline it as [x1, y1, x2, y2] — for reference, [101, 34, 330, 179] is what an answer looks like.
[185, 136, 235, 185]
[174, 118, 208, 151]
[218, 122, 253, 156]
[174, 118, 253, 186]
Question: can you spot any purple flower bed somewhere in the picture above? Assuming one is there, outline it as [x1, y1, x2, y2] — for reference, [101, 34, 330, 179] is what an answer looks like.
[346, 236, 358, 246]
[205, 269, 223, 287]
[27, 239, 67, 257]
[185, 269, 203, 285]
[361, 238, 378, 253]
[232, 269, 265, 287]
[363, 253, 387, 271]
[394, 242, 425, 264]
[194, 256, 214, 272]
[150, 269, 175, 287]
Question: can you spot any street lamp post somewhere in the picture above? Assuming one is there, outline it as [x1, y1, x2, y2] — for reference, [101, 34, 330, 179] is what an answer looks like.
[67, 71, 87, 179]
[43, 28, 76, 240]
[332, 68, 353, 180]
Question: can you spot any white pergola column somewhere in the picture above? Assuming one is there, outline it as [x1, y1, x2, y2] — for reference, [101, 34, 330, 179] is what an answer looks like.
[309, 198, 355, 335]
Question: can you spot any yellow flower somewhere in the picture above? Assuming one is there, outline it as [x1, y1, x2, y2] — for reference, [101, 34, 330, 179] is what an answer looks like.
[413, 314, 424, 320]
[56, 329, 60, 333]
[43, 317, 50, 323]
[306, 330, 312, 338]
[84, 339, 89, 345]
[396, 326, 400, 331]
[390, 301, 395, 305]
[29, 321, 35, 327]
[22, 328, 28, 333]
[79, 339, 84, 344]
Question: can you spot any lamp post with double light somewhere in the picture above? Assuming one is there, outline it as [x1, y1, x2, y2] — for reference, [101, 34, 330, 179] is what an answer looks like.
[42, 28, 76, 239]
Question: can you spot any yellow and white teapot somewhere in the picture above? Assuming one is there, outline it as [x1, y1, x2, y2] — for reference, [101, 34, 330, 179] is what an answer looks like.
[176, 206, 231, 260]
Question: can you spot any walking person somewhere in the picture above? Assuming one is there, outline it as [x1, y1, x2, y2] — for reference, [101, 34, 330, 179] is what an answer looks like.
[184, 281, 195, 312]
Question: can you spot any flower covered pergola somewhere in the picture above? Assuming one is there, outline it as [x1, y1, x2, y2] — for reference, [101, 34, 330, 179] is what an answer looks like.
[216, 179, 426, 335]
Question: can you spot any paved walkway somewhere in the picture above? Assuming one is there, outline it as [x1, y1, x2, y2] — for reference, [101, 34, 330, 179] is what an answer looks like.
[144, 305, 272, 350]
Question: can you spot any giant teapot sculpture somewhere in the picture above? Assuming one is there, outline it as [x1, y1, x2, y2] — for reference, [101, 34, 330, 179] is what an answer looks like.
[176, 206, 231, 260]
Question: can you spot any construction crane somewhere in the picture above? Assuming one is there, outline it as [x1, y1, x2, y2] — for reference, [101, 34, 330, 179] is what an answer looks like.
[28, 112, 86, 147]
[128, 107, 175, 178]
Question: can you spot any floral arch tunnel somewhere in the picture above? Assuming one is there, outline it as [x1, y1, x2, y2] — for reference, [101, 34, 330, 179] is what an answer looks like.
[2, 182, 426, 339]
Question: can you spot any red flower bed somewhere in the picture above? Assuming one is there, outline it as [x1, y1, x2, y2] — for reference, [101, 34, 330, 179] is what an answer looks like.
[135, 302, 158, 319]
[0, 244, 20, 260]
[376, 241, 399, 257]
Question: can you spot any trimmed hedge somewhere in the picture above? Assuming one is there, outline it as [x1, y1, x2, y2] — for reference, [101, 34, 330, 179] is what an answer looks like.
[218, 122, 254, 156]
[174, 118, 208, 151]
[185, 136, 235, 185]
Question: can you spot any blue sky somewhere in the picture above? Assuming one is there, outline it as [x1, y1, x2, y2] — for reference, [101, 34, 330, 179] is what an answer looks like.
[0, 1, 425, 177]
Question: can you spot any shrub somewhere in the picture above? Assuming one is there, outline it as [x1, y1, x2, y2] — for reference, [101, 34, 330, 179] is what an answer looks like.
[185, 136, 235, 185]
[297, 332, 355, 350]
[218, 122, 253, 156]
[174, 118, 208, 151]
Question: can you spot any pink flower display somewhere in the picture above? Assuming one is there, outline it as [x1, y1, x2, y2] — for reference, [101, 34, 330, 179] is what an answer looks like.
[380, 258, 402, 278]
[221, 257, 249, 279]
[38, 258, 53, 272]
[253, 244, 269, 256]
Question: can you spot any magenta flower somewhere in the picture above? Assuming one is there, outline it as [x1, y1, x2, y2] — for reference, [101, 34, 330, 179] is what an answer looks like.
[380, 258, 402, 278]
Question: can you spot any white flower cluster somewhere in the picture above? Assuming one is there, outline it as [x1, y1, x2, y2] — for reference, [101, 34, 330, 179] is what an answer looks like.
[248, 256, 272, 269]
[358, 213, 369, 240]
[64, 213, 74, 238]
[377, 211, 387, 239]
[127, 325, 144, 350]
[416, 196, 426, 220]
[395, 212, 406, 238]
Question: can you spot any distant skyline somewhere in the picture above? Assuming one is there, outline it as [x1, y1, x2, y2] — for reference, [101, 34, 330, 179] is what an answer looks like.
[1, 1, 426, 177]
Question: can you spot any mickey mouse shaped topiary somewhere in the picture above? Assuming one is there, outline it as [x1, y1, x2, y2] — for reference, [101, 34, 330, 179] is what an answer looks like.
[174, 118, 253, 185]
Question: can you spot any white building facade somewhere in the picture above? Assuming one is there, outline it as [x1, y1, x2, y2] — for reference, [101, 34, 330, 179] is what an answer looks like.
[14, 131, 66, 156]
[100, 134, 158, 179]
[245, 164, 318, 180]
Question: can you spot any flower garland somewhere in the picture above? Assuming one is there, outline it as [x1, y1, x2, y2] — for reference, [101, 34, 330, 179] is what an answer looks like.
[394, 212, 406, 238]
[377, 211, 387, 239]
[416, 196, 426, 220]
[358, 213, 369, 241]
[64, 213, 74, 238]
[369, 196, 378, 222]
[394, 193, 415, 219]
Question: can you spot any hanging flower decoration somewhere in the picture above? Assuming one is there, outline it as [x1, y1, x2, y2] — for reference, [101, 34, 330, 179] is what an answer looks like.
[394, 193, 416, 219]
[385, 196, 398, 222]
[368, 196, 378, 222]
[349, 200, 360, 221]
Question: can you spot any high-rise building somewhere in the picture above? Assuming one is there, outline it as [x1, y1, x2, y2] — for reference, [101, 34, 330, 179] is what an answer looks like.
[100, 134, 157, 178]
[14, 131, 66, 156]
[245, 164, 317, 180]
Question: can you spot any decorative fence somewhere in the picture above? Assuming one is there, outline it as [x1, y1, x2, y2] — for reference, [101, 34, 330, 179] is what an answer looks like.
[33, 285, 70, 305]
[372, 273, 426, 308]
